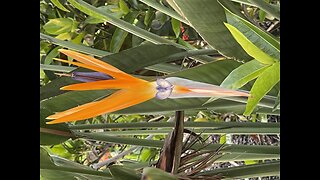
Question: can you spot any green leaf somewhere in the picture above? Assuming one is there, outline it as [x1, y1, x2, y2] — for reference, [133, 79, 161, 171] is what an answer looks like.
[71, 31, 85, 44]
[70, 121, 280, 130]
[224, 23, 276, 64]
[119, 0, 130, 15]
[138, 0, 189, 25]
[90, 127, 279, 135]
[142, 167, 178, 180]
[44, 46, 60, 64]
[220, 59, 269, 89]
[109, 165, 141, 180]
[40, 33, 111, 57]
[40, 64, 76, 73]
[172, 0, 251, 60]
[40, 147, 112, 179]
[273, 90, 280, 111]
[40, 106, 71, 145]
[66, 0, 216, 63]
[259, 9, 266, 22]
[75, 131, 280, 160]
[146, 63, 181, 74]
[247, 0, 280, 20]
[40, 77, 78, 101]
[50, 0, 70, 12]
[43, 18, 77, 35]
[55, 32, 73, 40]
[144, 7, 156, 27]
[222, 7, 280, 59]
[199, 161, 280, 178]
[68, 0, 172, 44]
[103, 44, 186, 73]
[110, 11, 140, 53]
[244, 61, 280, 115]
[220, 134, 226, 144]
[84, 5, 124, 24]
[171, 18, 181, 38]
[139, 148, 156, 162]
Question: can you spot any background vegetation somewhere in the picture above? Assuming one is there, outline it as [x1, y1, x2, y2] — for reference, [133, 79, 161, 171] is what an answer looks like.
[40, 0, 280, 179]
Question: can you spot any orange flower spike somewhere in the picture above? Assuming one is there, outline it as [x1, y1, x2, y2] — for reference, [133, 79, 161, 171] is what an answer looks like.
[46, 49, 157, 124]
[46, 49, 250, 124]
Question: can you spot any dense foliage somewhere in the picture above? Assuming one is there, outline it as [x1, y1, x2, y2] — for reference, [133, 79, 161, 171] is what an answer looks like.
[40, 0, 280, 179]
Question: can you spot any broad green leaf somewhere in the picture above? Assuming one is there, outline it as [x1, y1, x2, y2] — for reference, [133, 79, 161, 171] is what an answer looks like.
[66, 0, 216, 63]
[50, 0, 70, 12]
[103, 44, 186, 73]
[171, 18, 181, 38]
[43, 18, 77, 35]
[146, 63, 181, 74]
[55, 32, 73, 40]
[248, 0, 280, 20]
[224, 23, 276, 64]
[172, 0, 251, 60]
[221, 59, 269, 89]
[199, 160, 280, 178]
[110, 11, 140, 53]
[244, 61, 280, 115]
[138, 0, 189, 25]
[40, 33, 111, 57]
[142, 167, 178, 180]
[222, 7, 279, 59]
[40, 147, 112, 179]
[109, 165, 141, 180]
[84, 5, 124, 24]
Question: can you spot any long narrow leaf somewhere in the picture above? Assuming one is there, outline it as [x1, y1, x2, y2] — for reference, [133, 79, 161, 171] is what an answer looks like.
[69, 121, 280, 130]
[224, 23, 276, 64]
[40, 33, 111, 57]
[138, 0, 189, 25]
[223, 7, 280, 59]
[199, 160, 280, 178]
[244, 61, 280, 115]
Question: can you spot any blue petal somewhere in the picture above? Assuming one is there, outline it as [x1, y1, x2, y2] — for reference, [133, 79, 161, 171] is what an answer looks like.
[71, 72, 113, 82]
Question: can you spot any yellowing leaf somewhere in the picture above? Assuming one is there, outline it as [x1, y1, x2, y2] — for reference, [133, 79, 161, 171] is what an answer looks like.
[224, 23, 276, 64]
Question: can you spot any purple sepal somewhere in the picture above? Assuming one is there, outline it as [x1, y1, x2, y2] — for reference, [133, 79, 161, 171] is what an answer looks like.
[71, 72, 113, 82]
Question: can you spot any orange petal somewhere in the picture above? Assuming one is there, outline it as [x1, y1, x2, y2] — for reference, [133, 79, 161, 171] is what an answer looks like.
[61, 79, 148, 91]
[46, 101, 99, 120]
[46, 84, 156, 124]
[59, 49, 137, 80]
[53, 58, 145, 82]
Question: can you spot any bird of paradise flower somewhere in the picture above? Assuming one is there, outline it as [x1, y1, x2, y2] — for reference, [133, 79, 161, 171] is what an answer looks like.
[46, 49, 250, 124]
